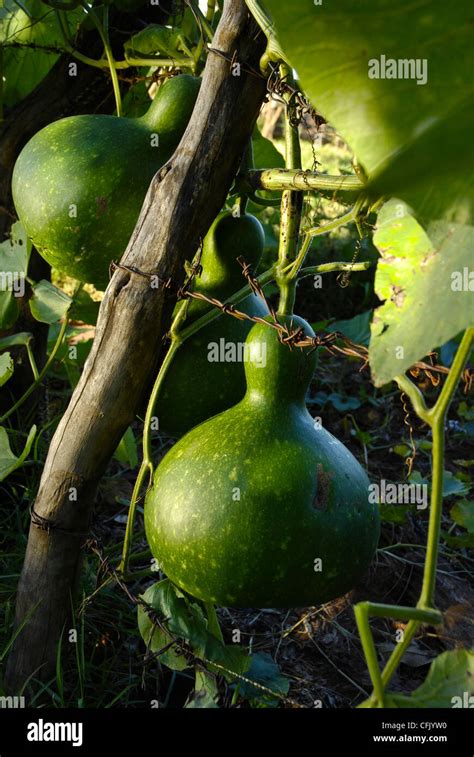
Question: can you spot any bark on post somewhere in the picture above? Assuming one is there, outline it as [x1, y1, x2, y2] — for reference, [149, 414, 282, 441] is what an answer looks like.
[6, 0, 267, 692]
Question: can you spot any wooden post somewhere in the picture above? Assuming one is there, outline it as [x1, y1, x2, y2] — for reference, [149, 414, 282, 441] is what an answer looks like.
[6, 0, 267, 691]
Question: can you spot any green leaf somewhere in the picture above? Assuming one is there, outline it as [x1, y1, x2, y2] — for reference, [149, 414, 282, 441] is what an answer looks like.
[113, 426, 138, 469]
[124, 24, 187, 60]
[1, 1, 84, 106]
[0, 425, 36, 482]
[443, 472, 470, 499]
[265, 0, 474, 224]
[379, 504, 410, 525]
[137, 580, 251, 681]
[0, 332, 33, 350]
[441, 531, 474, 549]
[69, 289, 100, 326]
[0, 221, 30, 329]
[0, 353, 14, 387]
[328, 310, 372, 347]
[238, 652, 290, 706]
[450, 500, 474, 533]
[252, 128, 285, 170]
[137, 581, 193, 671]
[29, 280, 72, 323]
[185, 689, 219, 708]
[369, 199, 473, 386]
[386, 650, 474, 708]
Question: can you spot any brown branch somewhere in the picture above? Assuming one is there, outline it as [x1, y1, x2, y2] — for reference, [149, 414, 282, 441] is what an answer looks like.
[6, 0, 268, 692]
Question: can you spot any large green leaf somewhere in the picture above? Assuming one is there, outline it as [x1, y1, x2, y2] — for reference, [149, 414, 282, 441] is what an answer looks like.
[369, 199, 473, 386]
[387, 649, 474, 708]
[0, 425, 36, 482]
[264, 0, 474, 223]
[0, 222, 30, 329]
[0, 1, 83, 107]
[29, 280, 72, 323]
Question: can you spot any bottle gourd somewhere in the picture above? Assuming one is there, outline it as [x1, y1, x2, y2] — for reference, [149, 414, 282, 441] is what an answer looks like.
[12, 75, 200, 288]
[145, 315, 379, 608]
[156, 210, 268, 436]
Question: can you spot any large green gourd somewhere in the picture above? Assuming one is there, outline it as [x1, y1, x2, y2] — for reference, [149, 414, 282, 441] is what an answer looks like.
[156, 210, 268, 436]
[12, 75, 200, 288]
[145, 315, 380, 608]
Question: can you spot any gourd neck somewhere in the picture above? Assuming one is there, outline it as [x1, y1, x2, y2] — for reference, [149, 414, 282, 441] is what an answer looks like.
[243, 315, 317, 408]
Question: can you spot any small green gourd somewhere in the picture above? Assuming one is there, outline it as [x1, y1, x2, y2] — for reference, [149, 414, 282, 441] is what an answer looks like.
[156, 210, 268, 436]
[12, 75, 200, 288]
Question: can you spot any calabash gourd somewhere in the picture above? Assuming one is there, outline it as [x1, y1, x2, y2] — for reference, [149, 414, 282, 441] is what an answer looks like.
[12, 74, 200, 288]
[156, 210, 268, 436]
[145, 315, 379, 608]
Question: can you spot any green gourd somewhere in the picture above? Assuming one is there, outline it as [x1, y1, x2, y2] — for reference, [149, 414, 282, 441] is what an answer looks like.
[12, 75, 200, 288]
[156, 210, 268, 436]
[145, 314, 379, 608]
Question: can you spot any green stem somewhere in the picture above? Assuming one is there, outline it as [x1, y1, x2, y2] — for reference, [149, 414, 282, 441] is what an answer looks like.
[123, 56, 194, 69]
[395, 373, 430, 424]
[276, 64, 302, 316]
[380, 619, 419, 689]
[357, 327, 474, 699]
[118, 340, 181, 577]
[245, 168, 364, 194]
[190, 1, 215, 41]
[429, 327, 473, 422]
[297, 261, 373, 278]
[354, 603, 385, 705]
[118, 462, 152, 577]
[0, 318, 69, 424]
[205, 0, 216, 22]
[79, 2, 122, 116]
[420, 327, 473, 606]
[286, 207, 358, 279]
[25, 342, 39, 380]
[118, 302, 189, 576]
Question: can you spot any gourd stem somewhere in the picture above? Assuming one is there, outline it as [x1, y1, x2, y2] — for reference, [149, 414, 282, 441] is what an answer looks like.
[25, 342, 39, 381]
[118, 460, 152, 577]
[190, 1, 215, 41]
[276, 64, 302, 316]
[356, 327, 474, 700]
[286, 207, 358, 280]
[354, 603, 385, 705]
[206, 0, 216, 22]
[0, 317, 69, 424]
[78, 1, 122, 116]
[297, 260, 373, 278]
[419, 327, 473, 607]
[118, 304, 189, 577]
[245, 169, 364, 193]
[380, 618, 419, 689]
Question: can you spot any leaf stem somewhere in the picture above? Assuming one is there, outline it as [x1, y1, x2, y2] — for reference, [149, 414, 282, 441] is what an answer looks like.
[0, 318, 69, 424]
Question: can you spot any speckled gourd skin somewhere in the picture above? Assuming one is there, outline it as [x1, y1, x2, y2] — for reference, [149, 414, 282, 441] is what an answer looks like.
[12, 75, 200, 288]
[156, 211, 268, 436]
[145, 315, 380, 608]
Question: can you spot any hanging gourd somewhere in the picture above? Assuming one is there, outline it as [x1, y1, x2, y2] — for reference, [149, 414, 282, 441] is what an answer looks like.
[145, 314, 379, 608]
